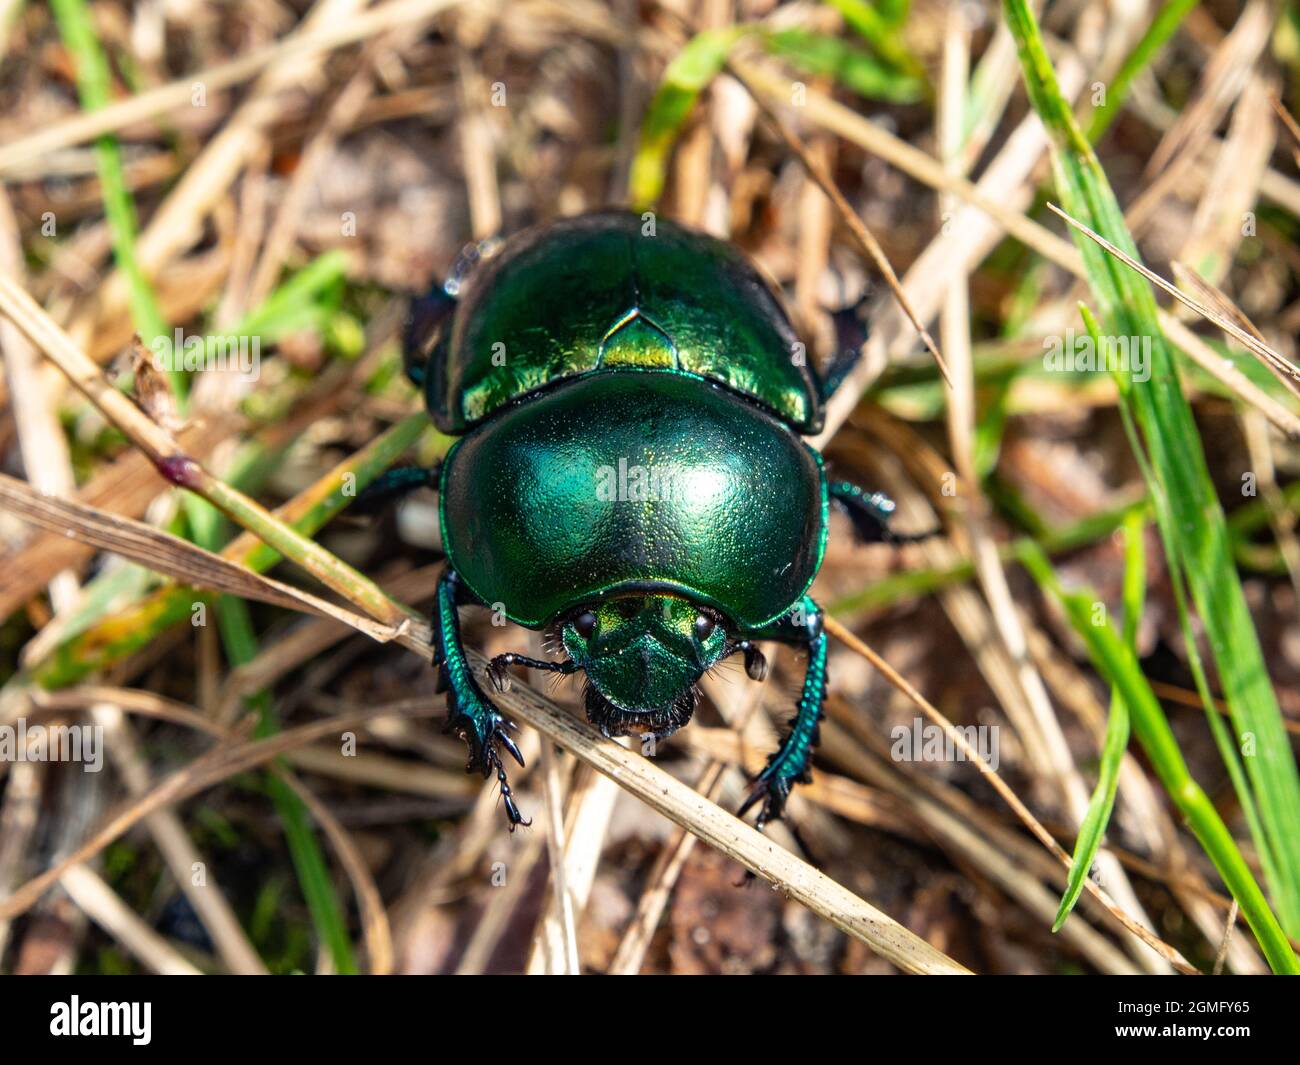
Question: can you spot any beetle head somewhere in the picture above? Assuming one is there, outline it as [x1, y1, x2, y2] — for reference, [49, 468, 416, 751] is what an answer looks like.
[560, 594, 727, 738]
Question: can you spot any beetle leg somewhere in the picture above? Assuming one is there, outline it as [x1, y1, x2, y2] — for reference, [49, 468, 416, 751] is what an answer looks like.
[816, 293, 872, 403]
[403, 289, 457, 388]
[829, 481, 941, 545]
[736, 597, 828, 829]
[404, 237, 504, 387]
[433, 568, 530, 829]
[352, 463, 441, 515]
[486, 652, 579, 693]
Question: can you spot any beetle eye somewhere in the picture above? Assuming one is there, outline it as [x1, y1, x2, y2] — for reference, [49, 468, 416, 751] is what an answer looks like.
[574, 611, 598, 638]
[693, 613, 716, 640]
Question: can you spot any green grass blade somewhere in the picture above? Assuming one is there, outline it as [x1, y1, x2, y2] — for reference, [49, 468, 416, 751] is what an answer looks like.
[1021, 542, 1297, 972]
[823, 0, 925, 78]
[214, 593, 357, 974]
[627, 18, 924, 210]
[236, 251, 350, 340]
[1005, 0, 1300, 942]
[1101, 303, 1282, 907]
[1086, 0, 1200, 142]
[629, 28, 745, 209]
[828, 496, 1147, 615]
[874, 0, 911, 29]
[1052, 426, 1143, 930]
[762, 29, 925, 104]
[50, 0, 170, 360]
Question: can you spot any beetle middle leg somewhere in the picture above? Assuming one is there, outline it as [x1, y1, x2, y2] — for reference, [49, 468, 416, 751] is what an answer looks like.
[733, 596, 828, 829]
[352, 463, 441, 515]
[829, 480, 940, 545]
[433, 568, 530, 828]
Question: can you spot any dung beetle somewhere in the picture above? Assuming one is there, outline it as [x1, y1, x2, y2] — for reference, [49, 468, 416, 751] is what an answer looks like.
[373, 210, 932, 829]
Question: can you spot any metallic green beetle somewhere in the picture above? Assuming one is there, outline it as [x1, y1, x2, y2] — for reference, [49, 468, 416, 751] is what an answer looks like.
[382, 210, 928, 829]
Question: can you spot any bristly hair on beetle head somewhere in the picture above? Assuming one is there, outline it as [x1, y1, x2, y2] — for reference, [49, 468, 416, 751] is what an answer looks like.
[541, 624, 567, 657]
[582, 679, 697, 739]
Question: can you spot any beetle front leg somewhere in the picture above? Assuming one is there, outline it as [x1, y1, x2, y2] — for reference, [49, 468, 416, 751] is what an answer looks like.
[403, 289, 457, 388]
[485, 652, 578, 693]
[404, 236, 503, 387]
[433, 568, 530, 828]
[829, 481, 940, 545]
[736, 596, 828, 829]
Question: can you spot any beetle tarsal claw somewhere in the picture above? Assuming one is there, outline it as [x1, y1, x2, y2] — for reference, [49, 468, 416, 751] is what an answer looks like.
[486, 656, 513, 692]
[497, 728, 526, 768]
[737, 772, 792, 829]
[488, 747, 531, 830]
[455, 714, 531, 826]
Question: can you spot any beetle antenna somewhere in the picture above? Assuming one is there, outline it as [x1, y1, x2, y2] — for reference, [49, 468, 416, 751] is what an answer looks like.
[722, 639, 768, 682]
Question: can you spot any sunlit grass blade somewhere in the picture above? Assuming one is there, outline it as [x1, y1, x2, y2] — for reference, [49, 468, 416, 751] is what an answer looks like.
[1050, 304, 1154, 932]
[1099, 299, 1282, 925]
[629, 21, 927, 211]
[823, 0, 925, 79]
[1021, 541, 1297, 972]
[1004, 0, 1300, 958]
[236, 250, 350, 342]
[1086, 0, 1200, 141]
[50, 0, 169, 358]
[1052, 504, 1143, 931]
[827, 496, 1147, 615]
[629, 28, 744, 209]
[215, 593, 358, 974]
[763, 29, 925, 104]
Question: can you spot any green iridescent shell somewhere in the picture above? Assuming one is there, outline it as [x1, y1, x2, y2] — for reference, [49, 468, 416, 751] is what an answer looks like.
[439, 372, 828, 630]
[426, 210, 823, 434]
